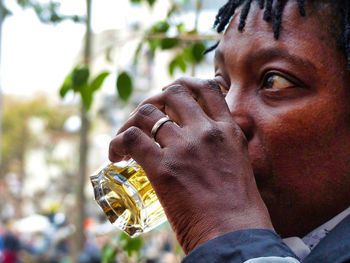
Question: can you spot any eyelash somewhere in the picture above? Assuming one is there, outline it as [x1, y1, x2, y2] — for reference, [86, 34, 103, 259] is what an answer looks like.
[260, 71, 299, 90]
[215, 71, 301, 95]
[214, 76, 229, 96]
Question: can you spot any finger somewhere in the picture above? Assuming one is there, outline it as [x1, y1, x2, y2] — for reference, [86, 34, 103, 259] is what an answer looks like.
[109, 126, 162, 170]
[117, 104, 180, 146]
[163, 77, 231, 122]
[144, 85, 209, 126]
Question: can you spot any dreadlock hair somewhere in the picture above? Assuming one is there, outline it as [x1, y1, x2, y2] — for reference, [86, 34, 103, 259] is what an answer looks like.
[205, 0, 350, 70]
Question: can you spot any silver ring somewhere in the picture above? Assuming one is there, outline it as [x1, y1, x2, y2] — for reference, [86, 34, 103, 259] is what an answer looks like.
[151, 116, 172, 139]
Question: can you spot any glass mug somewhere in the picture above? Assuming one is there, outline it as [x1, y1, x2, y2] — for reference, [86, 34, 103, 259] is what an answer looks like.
[90, 159, 167, 237]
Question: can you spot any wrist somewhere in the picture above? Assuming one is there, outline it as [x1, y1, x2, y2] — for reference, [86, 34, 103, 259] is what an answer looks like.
[177, 208, 274, 254]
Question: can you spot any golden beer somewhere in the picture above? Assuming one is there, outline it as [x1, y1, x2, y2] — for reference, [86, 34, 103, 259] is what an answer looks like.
[90, 159, 167, 237]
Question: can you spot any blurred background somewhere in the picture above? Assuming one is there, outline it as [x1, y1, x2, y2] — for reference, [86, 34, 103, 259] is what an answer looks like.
[0, 0, 225, 262]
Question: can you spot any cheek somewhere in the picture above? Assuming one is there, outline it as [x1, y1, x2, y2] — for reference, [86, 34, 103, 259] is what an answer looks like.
[258, 96, 350, 222]
[260, 95, 350, 185]
[267, 109, 328, 156]
[266, 94, 347, 151]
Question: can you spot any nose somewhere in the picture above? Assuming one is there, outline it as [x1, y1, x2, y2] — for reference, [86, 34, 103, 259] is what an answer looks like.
[225, 91, 255, 141]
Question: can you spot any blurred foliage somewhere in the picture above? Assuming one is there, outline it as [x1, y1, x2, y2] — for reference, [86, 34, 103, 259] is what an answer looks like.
[129, 0, 209, 77]
[130, 0, 157, 7]
[60, 66, 134, 109]
[0, 2, 11, 18]
[116, 71, 133, 101]
[168, 42, 206, 75]
[1, 96, 74, 176]
[15, 0, 85, 24]
[101, 232, 143, 263]
[59, 66, 111, 111]
[0, 0, 84, 23]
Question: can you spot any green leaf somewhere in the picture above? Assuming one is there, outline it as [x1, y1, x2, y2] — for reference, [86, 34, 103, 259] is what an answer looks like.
[167, 4, 178, 17]
[50, 12, 62, 23]
[147, 21, 170, 53]
[17, 0, 31, 8]
[146, 0, 156, 7]
[90, 72, 110, 92]
[119, 232, 143, 258]
[160, 38, 179, 50]
[105, 47, 113, 62]
[130, 0, 142, 4]
[148, 39, 161, 53]
[79, 85, 93, 110]
[72, 15, 84, 23]
[169, 59, 177, 76]
[116, 72, 133, 101]
[59, 73, 72, 98]
[0, 3, 12, 17]
[124, 237, 143, 257]
[59, 84, 71, 98]
[150, 21, 170, 33]
[176, 23, 186, 33]
[72, 66, 90, 89]
[191, 42, 206, 63]
[177, 55, 187, 72]
[101, 244, 117, 263]
[181, 42, 206, 64]
[183, 46, 194, 63]
[134, 41, 144, 64]
[168, 54, 187, 76]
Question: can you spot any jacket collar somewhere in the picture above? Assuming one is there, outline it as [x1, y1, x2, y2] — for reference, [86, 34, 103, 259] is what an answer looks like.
[303, 214, 350, 263]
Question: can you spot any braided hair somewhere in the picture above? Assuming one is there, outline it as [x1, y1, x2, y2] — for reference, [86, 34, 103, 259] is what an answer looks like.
[206, 0, 350, 69]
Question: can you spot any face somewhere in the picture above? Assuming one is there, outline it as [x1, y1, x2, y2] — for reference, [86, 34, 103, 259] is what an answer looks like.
[215, 1, 350, 237]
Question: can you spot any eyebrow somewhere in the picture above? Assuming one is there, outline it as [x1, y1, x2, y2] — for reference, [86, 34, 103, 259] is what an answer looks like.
[215, 47, 317, 73]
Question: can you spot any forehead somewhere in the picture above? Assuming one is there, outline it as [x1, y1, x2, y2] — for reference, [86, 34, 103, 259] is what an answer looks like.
[216, 1, 346, 73]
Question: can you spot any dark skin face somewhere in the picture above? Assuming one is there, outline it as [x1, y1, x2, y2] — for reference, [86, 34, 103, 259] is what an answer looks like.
[215, 1, 350, 237]
[109, 1, 350, 254]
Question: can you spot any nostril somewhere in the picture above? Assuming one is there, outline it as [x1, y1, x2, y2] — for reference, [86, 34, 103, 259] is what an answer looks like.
[232, 115, 254, 142]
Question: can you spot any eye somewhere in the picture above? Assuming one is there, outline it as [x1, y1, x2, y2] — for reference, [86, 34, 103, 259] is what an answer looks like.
[218, 82, 228, 96]
[214, 76, 229, 96]
[262, 74, 296, 90]
[259, 72, 310, 101]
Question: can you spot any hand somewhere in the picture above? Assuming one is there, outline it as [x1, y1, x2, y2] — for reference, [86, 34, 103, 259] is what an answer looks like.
[109, 77, 273, 253]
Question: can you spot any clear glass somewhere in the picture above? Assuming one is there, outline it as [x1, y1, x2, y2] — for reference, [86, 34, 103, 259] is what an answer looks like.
[90, 159, 167, 237]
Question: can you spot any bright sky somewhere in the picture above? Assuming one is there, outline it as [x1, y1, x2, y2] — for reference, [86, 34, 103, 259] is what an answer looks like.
[1, 0, 221, 97]
[1, 0, 134, 97]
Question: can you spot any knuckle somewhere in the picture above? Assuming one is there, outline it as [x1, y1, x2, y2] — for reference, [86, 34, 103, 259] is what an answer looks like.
[160, 159, 184, 180]
[122, 126, 142, 146]
[174, 76, 190, 85]
[182, 140, 200, 156]
[137, 104, 157, 117]
[164, 84, 187, 96]
[201, 123, 225, 145]
[204, 79, 221, 93]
